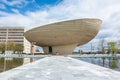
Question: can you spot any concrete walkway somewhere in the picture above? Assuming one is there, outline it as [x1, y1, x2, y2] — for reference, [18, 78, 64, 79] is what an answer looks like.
[1, 54, 120, 58]
[0, 56, 120, 80]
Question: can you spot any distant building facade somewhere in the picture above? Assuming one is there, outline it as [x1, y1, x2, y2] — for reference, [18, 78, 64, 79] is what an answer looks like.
[0, 27, 24, 44]
[0, 27, 31, 53]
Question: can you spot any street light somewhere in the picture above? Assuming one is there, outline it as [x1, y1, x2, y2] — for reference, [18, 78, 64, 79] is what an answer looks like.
[5, 28, 8, 55]
[3, 28, 8, 71]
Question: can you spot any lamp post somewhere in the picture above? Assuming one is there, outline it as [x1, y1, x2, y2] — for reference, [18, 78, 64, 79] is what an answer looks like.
[3, 28, 8, 71]
[5, 28, 8, 55]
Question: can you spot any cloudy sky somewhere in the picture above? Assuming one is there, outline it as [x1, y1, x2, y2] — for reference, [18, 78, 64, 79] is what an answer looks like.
[0, 0, 120, 52]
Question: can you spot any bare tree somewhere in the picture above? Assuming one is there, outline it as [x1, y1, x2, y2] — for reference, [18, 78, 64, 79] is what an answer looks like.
[98, 38, 105, 54]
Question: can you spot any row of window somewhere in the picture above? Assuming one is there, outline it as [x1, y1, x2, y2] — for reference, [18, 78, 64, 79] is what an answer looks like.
[0, 29, 6, 31]
[0, 42, 23, 44]
[8, 31, 24, 34]
[0, 34, 23, 36]
[0, 37, 24, 39]
[8, 29, 24, 31]
[0, 40, 23, 42]
[0, 32, 24, 33]
[0, 32, 6, 33]
[0, 32, 24, 34]
[0, 29, 24, 31]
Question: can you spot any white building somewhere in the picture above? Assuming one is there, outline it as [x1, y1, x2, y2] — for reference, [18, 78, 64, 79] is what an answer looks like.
[0, 27, 31, 54]
[23, 38, 31, 54]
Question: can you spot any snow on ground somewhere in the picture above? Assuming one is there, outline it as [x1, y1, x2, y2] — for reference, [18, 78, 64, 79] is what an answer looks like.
[0, 56, 120, 80]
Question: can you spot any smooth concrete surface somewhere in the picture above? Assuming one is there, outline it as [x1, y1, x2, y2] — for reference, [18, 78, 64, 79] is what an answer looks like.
[0, 56, 120, 80]
[25, 19, 102, 46]
[43, 44, 77, 55]
[24, 18, 102, 54]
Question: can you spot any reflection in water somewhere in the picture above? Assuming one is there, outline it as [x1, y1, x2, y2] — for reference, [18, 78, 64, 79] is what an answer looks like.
[0, 58, 36, 73]
[109, 58, 119, 70]
[75, 57, 120, 72]
[0, 58, 23, 72]
[30, 58, 35, 63]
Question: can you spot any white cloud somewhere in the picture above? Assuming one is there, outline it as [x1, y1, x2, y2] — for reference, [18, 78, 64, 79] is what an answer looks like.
[11, 9, 20, 13]
[1, 0, 28, 8]
[0, 14, 32, 29]
[0, 0, 120, 51]
[0, 11, 11, 16]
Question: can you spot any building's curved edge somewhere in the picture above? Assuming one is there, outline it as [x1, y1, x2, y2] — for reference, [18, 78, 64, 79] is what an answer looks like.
[25, 18, 102, 34]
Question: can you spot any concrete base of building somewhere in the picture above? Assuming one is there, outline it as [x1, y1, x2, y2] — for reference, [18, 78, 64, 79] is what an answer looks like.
[43, 43, 77, 55]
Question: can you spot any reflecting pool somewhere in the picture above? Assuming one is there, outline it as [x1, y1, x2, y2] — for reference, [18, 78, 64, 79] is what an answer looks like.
[74, 57, 120, 71]
[0, 58, 42, 73]
[1, 57, 120, 73]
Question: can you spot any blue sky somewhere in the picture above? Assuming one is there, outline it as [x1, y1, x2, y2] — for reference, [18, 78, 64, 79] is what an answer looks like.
[0, 0, 63, 15]
[0, 0, 120, 52]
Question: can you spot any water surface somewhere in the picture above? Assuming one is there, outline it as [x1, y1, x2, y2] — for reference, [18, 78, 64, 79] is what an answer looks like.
[0, 57, 41, 73]
[74, 57, 120, 71]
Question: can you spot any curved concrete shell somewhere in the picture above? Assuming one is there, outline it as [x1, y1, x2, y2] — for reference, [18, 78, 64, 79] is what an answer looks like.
[24, 18, 102, 55]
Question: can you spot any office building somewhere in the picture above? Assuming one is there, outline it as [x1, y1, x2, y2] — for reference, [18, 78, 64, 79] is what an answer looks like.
[0, 27, 31, 53]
